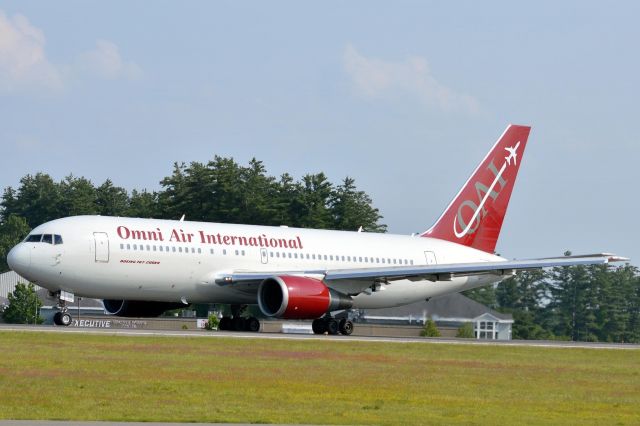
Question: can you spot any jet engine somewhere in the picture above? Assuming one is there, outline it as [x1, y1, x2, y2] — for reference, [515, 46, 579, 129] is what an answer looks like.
[257, 275, 352, 319]
[103, 300, 186, 317]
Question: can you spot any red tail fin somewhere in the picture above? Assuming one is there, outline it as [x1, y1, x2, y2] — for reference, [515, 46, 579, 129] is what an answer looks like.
[422, 124, 531, 253]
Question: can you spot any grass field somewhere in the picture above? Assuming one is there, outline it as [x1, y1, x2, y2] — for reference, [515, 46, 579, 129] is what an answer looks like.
[0, 331, 638, 425]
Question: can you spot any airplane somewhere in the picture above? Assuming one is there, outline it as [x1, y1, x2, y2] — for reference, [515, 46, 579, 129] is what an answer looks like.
[505, 141, 520, 166]
[6, 124, 627, 334]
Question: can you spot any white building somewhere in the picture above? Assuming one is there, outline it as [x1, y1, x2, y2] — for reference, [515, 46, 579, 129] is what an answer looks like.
[357, 292, 514, 340]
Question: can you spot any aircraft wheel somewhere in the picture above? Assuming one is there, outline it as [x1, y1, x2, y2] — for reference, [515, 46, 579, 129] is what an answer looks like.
[339, 319, 354, 336]
[326, 319, 339, 335]
[53, 312, 62, 325]
[60, 312, 72, 326]
[233, 317, 247, 331]
[246, 317, 260, 332]
[219, 317, 232, 331]
[312, 319, 326, 334]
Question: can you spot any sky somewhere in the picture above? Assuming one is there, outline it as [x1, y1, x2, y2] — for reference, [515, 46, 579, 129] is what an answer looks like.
[1, 1, 638, 264]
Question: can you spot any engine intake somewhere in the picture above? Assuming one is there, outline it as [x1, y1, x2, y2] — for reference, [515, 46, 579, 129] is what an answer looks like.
[103, 300, 186, 317]
[257, 276, 352, 319]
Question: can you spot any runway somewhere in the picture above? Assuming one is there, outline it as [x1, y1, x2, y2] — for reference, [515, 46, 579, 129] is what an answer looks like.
[1, 324, 638, 350]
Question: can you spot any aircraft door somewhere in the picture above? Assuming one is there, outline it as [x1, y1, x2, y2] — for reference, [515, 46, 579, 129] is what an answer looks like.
[94, 232, 110, 263]
[260, 248, 268, 264]
[424, 251, 437, 265]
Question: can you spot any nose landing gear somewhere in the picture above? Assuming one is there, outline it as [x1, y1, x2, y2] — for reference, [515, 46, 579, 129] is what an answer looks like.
[53, 310, 72, 326]
[51, 291, 74, 326]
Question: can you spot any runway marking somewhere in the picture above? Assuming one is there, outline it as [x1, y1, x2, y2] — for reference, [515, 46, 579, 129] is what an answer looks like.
[1, 325, 638, 350]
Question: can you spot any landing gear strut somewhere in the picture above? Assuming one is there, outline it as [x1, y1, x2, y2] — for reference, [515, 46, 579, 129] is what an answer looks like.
[218, 304, 261, 332]
[312, 317, 354, 335]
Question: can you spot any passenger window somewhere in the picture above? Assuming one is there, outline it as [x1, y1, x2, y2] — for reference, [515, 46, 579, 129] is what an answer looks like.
[159, 246, 163, 252]
[172, 247, 176, 252]
[210, 249, 214, 254]
[120, 244, 124, 249]
[127, 244, 131, 250]
[223, 249, 227, 255]
[198, 248, 202, 254]
[235, 250, 239, 255]
[133, 244, 137, 250]
[241, 250, 245, 256]
[179, 247, 182, 253]
[410, 260, 414, 265]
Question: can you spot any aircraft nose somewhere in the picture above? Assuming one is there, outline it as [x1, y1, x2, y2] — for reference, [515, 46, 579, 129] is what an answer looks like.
[7, 244, 30, 272]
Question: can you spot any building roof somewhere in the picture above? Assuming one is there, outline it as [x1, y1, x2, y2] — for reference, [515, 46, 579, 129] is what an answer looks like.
[362, 292, 513, 322]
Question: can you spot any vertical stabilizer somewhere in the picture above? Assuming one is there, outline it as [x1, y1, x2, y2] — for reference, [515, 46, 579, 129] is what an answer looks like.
[422, 124, 531, 253]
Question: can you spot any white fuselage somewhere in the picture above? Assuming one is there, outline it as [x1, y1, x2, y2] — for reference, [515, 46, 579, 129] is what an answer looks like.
[8, 216, 504, 309]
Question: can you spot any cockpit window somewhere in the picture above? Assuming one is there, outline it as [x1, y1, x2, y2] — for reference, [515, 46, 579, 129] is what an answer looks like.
[25, 234, 42, 242]
[42, 234, 53, 244]
[54, 235, 63, 245]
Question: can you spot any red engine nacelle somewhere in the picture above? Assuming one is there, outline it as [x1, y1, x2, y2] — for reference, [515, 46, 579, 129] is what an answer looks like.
[257, 276, 353, 319]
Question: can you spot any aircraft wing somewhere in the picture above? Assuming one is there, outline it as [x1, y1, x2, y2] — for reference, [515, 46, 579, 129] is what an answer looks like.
[214, 253, 628, 295]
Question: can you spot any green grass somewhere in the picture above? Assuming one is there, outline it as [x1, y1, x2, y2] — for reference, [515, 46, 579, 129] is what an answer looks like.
[0, 331, 638, 425]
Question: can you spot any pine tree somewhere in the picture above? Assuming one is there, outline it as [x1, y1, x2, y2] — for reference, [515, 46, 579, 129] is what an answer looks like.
[420, 319, 441, 337]
[95, 179, 129, 217]
[329, 177, 386, 232]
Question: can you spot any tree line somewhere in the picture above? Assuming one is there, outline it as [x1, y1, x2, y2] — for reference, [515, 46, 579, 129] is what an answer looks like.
[464, 256, 640, 343]
[0, 156, 385, 271]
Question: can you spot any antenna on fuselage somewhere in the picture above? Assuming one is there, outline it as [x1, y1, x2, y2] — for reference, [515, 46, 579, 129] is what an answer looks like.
[357, 226, 363, 233]
[179, 214, 185, 222]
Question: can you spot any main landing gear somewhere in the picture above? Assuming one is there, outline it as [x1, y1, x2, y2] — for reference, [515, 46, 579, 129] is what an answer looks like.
[218, 304, 261, 332]
[312, 317, 354, 335]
